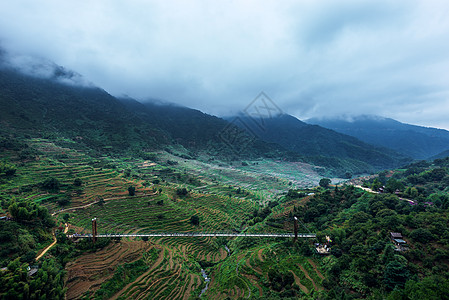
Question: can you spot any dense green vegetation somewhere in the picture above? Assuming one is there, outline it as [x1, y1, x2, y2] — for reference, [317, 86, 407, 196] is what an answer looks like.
[364, 158, 449, 207]
[0, 65, 415, 177]
[0, 259, 66, 299]
[1, 62, 449, 299]
[289, 179, 449, 298]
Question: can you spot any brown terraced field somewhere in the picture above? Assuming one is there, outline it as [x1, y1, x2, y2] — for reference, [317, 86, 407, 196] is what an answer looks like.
[2, 138, 326, 299]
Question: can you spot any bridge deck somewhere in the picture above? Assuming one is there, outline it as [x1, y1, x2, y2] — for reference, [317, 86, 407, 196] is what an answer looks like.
[70, 233, 316, 238]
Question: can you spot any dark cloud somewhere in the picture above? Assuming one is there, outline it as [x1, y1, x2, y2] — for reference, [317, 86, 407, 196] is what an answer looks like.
[0, 0, 448, 128]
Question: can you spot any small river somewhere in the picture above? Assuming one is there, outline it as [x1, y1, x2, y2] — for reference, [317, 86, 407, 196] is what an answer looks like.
[199, 245, 230, 297]
[199, 268, 210, 297]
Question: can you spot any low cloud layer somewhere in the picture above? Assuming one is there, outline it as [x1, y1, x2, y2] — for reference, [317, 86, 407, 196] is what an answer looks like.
[1, 0, 449, 128]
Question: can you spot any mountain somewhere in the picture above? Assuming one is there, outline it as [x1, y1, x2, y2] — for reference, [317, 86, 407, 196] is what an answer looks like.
[0, 58, 410, 176]
[228, 114, 410, 176]
[307, 115, 449, 159]
[118, 98, 286, 158]
[0, 66, 170, 153]
[430, 149, 449, 160]
[0, 64, 286, 161]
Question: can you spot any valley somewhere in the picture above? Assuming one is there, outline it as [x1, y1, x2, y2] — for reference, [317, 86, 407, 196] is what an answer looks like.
[1, 54, 448, 300]
[0, 136, 326, 299]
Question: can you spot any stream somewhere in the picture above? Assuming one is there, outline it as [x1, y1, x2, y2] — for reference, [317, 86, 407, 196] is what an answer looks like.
[224, 245, 230, 256]
[199, 268, 210, 297]
[199, 245, 230, 297]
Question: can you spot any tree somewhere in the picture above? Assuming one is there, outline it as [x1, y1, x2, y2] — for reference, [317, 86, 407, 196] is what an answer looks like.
[190, 215, 200, 226]
[384, 260, 409, 290]
[128, 186, 136, 196]
[371, 178, 382, 191]
[176, 188, 188, 196]
[386, 178, 404, 193]
[410, 228, 434, 243]
[62, 213, 70, 222]
[0, 161, 16, 176]
[405, 187, 419, 199]
[73, 178, 83, 186]
[41, 177, 60, 192]
[319, 178, 331, 188]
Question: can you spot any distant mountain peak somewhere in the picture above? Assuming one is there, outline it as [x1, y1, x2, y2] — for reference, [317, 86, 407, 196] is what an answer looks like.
[308, 115, 449, 159]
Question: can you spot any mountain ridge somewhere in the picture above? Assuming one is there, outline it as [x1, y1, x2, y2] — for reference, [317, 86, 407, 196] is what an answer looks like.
[227, 114, 411, 176]
[307, 115, 449, 159]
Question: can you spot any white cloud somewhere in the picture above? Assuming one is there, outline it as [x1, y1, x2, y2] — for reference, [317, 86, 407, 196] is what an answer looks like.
[1, 0, 449, 128]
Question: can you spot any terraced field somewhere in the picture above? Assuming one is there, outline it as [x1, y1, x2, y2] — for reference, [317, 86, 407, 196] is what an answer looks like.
[2, 137, 327, 299]
[154, 152, 325, 204]
[1, 139, 153, 213]
[206, 244, 325, 299]
[66, 240, 151, 299]
[109, 243, 205, 300]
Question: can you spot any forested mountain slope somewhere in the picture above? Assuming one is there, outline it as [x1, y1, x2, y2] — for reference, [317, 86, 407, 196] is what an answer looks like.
[308, 115, 449, 159]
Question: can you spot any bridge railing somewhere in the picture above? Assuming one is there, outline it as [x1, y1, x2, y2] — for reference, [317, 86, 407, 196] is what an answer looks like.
[69, 232, 316, 238]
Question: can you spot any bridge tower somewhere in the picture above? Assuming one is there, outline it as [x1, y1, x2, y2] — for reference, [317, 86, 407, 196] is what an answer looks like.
[294, 217, 298, 242]
[92, 218, 97, 244]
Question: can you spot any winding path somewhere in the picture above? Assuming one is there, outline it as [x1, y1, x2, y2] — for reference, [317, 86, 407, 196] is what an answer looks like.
[35, 223, 68, 261]
[51, 192, 157, 216]
[354, 185, 416, 204]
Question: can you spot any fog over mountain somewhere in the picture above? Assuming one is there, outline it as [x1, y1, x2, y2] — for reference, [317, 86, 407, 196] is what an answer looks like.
[1, 1, 449, 128]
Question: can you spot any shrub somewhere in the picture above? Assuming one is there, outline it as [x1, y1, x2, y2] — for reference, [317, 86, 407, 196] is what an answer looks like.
[410, 228, 435, 243]
[190, 215, 200, 226]
[73, 178, 83, 186]
[319, 178, 331, 188]
[128, 186, 136, 196]
[176, 188, 188, 196]
[41, 177, 60, 192]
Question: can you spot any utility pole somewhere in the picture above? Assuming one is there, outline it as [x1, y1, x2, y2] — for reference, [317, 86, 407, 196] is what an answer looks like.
[294, 216, 298, 242]
[92, 218, 97, 244]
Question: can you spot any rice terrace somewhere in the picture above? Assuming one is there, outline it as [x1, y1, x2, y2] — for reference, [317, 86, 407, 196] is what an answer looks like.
[1, 137, 328, 299]
[2, 3, 449, 298]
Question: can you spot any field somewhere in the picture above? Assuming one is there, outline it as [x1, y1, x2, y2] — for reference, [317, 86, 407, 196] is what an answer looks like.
[1, 138, 327, 299]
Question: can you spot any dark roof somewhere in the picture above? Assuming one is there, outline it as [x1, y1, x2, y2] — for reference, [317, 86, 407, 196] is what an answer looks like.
[390, 232, 403, 238]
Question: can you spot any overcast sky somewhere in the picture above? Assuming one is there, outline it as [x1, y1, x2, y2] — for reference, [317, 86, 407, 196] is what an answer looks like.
[1, 0, 449, 128]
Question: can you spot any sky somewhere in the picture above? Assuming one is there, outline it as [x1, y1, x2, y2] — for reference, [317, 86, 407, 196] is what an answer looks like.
[1, 0, 449, 129]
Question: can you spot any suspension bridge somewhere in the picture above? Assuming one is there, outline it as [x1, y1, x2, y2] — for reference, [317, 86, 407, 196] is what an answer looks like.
[70, 217, 316, 241]
[70, 233, 316, 238]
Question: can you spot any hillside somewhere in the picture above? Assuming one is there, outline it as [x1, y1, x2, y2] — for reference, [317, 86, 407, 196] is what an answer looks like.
[230, 114, 410, 176]
[0, 59, 448, 300]
[0, 67, 171, 153]
[430, 149, 449, 160]
[118, 98, 287, 159]
[1, 128, 448, 299]
[0, 65, 286, 162]
[308, 115, 449, 159]
[0, 62, 414, 177]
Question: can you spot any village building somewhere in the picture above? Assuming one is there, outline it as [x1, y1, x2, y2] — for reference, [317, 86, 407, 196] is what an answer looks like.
[390, 232, 408, 251]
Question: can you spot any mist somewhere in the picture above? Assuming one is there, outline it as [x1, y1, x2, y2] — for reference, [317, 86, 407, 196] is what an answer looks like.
[1, 0, 449, 128]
